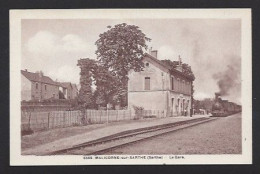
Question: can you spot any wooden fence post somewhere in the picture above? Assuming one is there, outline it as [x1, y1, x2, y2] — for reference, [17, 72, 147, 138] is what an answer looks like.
[47, 112, 50, 129]
[28, 112, 31, 130]
[99, 111, 101, 124]
[69, 111, 71, 126]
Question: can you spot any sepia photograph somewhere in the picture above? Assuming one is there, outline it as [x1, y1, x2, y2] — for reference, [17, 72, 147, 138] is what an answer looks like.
[10, 9, 252, 165]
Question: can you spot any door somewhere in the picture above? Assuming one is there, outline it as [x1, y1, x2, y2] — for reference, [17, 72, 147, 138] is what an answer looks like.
[171, 98, 175, 116]
[177, 99, 180, 115]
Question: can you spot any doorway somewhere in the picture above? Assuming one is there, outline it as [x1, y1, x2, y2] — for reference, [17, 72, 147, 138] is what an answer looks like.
[171, 98, 175, 116]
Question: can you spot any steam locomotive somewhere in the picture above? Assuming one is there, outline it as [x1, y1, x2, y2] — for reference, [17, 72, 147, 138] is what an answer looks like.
[211, 93, 241, 117]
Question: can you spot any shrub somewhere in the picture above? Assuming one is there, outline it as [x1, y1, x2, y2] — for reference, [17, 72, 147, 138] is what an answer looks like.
[132, 105, 144, 120]
[72, 123, 80, 127]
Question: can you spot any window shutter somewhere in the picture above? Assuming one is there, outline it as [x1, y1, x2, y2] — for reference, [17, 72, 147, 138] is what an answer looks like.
[145, 77, 150, 90]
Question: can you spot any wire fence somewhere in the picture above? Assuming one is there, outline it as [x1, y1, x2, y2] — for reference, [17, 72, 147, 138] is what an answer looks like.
[21, 109, 167, 132]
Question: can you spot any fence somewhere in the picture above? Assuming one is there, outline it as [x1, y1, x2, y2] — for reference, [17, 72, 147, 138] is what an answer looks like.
[21, 100, 72, 112]
[21, 109, 166, 132]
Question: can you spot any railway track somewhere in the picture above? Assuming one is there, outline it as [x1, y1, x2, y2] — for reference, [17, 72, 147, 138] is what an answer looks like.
[48, 117, 218, 155]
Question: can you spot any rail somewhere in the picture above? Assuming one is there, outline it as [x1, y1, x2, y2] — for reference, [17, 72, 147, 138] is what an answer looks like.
[47, 117, 217, 155]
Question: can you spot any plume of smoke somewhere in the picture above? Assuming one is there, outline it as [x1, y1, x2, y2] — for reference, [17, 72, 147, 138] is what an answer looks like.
[213, 56, 241, 97]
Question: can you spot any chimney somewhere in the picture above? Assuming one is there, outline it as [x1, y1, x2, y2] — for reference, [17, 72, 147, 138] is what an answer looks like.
[149, 47, 153, 53]
[39, 71, 43, 78]
[175, 55, 183, 72]
[215, 93, 220, 100]
[178, 55, 182, 65]
[25, 69, 28, 72]
[151, 50, 158, 59]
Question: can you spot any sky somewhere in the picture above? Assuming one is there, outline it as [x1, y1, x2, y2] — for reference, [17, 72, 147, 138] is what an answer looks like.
[21, 19, 241, 103]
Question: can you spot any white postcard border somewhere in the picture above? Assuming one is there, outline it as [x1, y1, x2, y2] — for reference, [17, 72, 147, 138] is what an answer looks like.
[10, 9, 252, 165]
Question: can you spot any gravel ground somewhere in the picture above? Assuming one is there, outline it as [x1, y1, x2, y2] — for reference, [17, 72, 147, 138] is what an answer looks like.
[22, 116, 201, 151]
[22, 119, 143, 150]
[109, 113, 242, 155]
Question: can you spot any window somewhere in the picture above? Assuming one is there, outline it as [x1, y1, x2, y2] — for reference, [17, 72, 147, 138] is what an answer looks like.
[146, 62, 149, 67]
[171, 98, 175, 111]
[187, 82, 190, 94]
[45, 84, 47, 90]
[177, 78, 180, 91]
[183, 80, 185, 93]
[144, 77, 150, 90]
[36, 83, 38, 89]
[186, 81, 189, 94]
[171, 77, 174, 90]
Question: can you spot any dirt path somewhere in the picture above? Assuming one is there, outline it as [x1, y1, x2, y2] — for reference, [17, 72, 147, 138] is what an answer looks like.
[22, 115, 207, 155]
[109, 113, 242, 154]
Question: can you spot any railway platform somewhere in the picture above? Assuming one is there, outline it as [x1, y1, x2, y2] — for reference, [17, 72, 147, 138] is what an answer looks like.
[22, 114, 210, 155]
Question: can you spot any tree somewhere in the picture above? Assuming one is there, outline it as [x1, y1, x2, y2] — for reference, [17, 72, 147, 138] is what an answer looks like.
[161, 59, 195, 79]
[92, 65, 120, 108]
[182, 63, 195, 79]
[193, 98, 214, 112]
[77, 57, 125, 108]
[95, 23, 151, 107]
[77, 58, 96, 108]
[161, 59, 179, 69]
[95, 23, 151, 82]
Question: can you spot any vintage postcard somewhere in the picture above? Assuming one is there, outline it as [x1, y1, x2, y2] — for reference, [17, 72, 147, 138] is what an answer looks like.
[10, 9, 252, 165]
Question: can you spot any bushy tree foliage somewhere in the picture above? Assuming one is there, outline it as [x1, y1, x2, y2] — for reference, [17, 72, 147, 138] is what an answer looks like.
[160, 59, 179, 69]
[95, 23, 151, 107]
[95, 23, 151, 81]
[92, 65, 120, 107]
[193, 98, 214, 111]
[77, 58, 96, 108]
[78, 58, 126, 108]
[182, 63, 195, 80]
[161, 59, 195, 79]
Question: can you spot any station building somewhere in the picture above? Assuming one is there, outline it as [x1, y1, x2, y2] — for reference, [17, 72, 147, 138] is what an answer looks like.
[128, 50, 195, 116]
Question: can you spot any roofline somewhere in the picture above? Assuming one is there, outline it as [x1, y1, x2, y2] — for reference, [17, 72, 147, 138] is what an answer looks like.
[143, 53, 170, 73]
[21, 70, 60, 86]
[29, 79, 60, 86]
[143, 53, 195, 81]
[59, 82, 73, 88]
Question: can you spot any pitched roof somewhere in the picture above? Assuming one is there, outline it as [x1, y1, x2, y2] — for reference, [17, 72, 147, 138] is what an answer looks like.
[71, 84, 78, 91]
[21, 70, 59, 86]
[144, 53, 195, 81]
[59, 82, 72, 89]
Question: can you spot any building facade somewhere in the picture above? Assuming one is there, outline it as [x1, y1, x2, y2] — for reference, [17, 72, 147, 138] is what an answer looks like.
[21, 70, 59, 101]
[128, 52, 194, 116]
[59, 82, 78, 99]
[71, 84, 79, 99]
